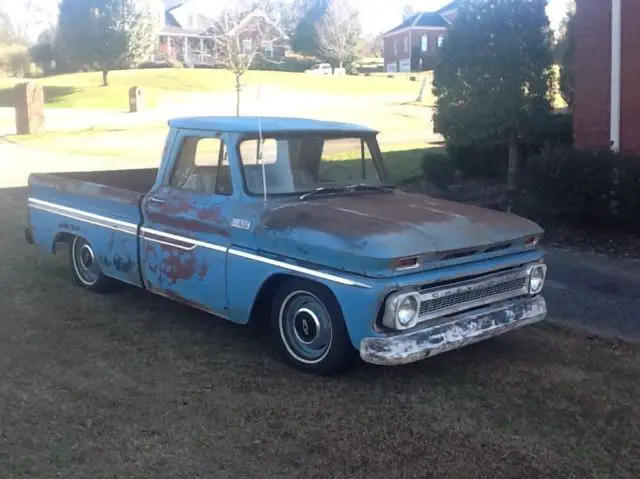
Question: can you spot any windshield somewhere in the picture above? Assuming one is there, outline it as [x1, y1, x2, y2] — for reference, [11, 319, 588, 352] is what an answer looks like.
[238, 135, 389, 196]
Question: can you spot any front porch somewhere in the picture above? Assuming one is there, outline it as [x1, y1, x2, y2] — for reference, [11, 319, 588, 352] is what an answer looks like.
[155, 31, 215, 66]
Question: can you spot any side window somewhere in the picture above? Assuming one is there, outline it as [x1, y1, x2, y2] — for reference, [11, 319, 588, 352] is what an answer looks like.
[169, 136, 232, 195]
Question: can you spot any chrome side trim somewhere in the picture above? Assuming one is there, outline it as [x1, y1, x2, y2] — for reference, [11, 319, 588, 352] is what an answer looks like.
[139, 227, 225, 252]
[28, 197, 138, 235]
[228, 248, 371, 289]
[27, 197, 371, 289]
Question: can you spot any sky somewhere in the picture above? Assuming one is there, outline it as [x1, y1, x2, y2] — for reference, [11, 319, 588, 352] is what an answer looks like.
[4, 0, 575, 42]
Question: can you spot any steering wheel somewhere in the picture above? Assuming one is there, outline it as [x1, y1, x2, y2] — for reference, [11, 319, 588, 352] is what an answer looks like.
[319, 164, 353, 183]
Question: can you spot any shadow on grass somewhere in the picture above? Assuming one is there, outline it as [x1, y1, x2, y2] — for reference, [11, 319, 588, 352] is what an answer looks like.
[0, 86, 78, 108]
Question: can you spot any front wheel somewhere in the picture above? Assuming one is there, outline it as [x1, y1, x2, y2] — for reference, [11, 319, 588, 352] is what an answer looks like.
[69, 236, 116, 293]
[270, 278, 356, 376]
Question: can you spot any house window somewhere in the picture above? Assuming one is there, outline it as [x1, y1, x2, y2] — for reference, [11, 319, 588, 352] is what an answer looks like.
[404, 36, 408, 53]
[242, 38, 252, 53]
[263, 41, 274, 58]
[394, 40, 398, 55]
[437, 35, 444, 48]
[421, 35, 429, 52]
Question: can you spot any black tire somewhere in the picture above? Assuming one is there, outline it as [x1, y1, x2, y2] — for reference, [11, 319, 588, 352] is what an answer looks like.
[270, 277, 357, 376]
[69, 236, 116, 293]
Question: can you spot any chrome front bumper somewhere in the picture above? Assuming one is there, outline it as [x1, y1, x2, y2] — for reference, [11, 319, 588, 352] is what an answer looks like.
[360, 295, 547, 366]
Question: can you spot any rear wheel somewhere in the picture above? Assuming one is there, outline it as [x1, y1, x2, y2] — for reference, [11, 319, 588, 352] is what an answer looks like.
[270, 278, 356, 376]
[69, 236, 115, 293]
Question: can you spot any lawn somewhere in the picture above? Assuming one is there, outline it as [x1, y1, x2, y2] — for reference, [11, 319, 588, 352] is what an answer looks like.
[6, 126, 434, 183]
[0, 69, 421, 110]
[1, 186, 639, 477]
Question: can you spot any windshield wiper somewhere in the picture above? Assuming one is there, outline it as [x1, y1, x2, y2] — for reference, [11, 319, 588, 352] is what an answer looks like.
[299, 184, 395, 200]
[299, 186, 347, 201]
[344, 183, 395, 192]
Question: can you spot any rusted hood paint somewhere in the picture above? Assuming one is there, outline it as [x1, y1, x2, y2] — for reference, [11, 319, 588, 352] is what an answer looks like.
[257, 191, 544, 278]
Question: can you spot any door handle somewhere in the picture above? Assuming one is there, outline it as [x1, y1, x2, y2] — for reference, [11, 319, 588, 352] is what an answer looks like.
[147, 196, 167, 205]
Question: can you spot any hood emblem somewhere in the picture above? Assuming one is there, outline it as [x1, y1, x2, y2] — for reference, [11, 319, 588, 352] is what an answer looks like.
[231, 218, 251, 230]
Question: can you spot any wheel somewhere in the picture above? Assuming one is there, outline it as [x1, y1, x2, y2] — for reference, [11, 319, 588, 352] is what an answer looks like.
[69, 236, 115, 293]
[270, 278, 357, 376]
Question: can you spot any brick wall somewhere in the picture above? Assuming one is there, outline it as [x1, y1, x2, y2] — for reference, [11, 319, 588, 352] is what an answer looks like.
[573, 0, 612, 150]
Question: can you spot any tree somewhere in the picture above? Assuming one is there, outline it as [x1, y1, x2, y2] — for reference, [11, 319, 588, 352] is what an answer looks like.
[314, 0, 361, 69]
[56, 0, 158, 86]
[402, 4, 416, 20]
[0, 9, 14, 44]
[433, 0, 554, 193]
[207, 6, 285, 115]
[291, 0, 328, 56]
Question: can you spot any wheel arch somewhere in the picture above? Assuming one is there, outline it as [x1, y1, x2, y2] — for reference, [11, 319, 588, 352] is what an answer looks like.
[52, 230, 89, 254]
[248, 273, 342, 326]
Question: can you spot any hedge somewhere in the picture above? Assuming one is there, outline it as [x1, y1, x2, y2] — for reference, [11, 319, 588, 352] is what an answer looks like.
[522, 146, 640, 232]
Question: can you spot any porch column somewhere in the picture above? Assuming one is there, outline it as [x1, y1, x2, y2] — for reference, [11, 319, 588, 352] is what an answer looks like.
[610, 0, 622, 151]
[167, 36, 172, 56]
[200, 37, 204, 63]
[183, 36, 189, 63]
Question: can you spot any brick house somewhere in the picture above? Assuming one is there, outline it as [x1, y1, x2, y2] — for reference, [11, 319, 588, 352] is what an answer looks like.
[381, 1, 459, 73]
[573, 0, 640, 153]
[155, 1, 289, 66]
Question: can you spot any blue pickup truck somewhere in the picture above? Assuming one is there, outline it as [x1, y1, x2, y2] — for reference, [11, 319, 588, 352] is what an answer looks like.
[25, 116, 548, 376]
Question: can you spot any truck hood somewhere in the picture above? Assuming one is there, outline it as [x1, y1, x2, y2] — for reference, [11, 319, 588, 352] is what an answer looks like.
[255, 191, 544, 278]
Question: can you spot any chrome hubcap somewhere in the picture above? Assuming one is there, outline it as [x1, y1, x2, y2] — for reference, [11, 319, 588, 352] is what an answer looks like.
[72, 238, 100, 285]
[279, 291, 333, 364]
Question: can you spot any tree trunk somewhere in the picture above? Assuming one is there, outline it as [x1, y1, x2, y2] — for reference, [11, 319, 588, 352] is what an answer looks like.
[235, 74, 241, 116]
[102, 69, 109, 87]
[505, 130, 520, 212]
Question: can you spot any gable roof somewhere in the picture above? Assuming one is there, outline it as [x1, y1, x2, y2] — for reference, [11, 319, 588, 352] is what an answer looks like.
[383, 3, 459, 37]
[226, 9, 289, 40]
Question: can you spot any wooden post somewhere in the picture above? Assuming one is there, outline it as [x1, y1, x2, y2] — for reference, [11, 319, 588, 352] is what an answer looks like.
[14, 82, 45, 135]
[200, 37, 204, 63]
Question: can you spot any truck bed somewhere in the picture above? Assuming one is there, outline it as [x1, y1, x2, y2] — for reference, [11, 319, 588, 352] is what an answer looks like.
[28, 168, 159, 206]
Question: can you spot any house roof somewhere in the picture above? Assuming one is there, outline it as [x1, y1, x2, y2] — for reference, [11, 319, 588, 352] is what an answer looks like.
[383, 3, 458, 36]
[226, 9, 289, 40]
[168, 116, 377, 134]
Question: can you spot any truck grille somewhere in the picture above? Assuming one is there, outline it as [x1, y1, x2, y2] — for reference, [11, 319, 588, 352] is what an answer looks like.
[418, 267, 530, 321]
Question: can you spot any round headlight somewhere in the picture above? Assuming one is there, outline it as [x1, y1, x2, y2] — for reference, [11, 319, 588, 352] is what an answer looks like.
[529, 265, 546, 294]
[397, 295, 419, 328]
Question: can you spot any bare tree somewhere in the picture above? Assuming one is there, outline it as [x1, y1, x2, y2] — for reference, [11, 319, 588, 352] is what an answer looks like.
[206, 6, 286, 116]
[314, 0, 361, 69]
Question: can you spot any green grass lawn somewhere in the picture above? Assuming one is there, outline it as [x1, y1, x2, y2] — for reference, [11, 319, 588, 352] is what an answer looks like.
[0, 69, 421, 110]
[7, 125, 432, 184]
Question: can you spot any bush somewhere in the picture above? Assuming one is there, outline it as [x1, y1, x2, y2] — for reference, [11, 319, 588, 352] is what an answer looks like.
[421, 150, 457, 186]
[446, 112, 574, 180]
[251, 55, 319, 73]
[138, 53, 183, 69]
[522, 146, 640, 232]
[0, 45, 33, 76]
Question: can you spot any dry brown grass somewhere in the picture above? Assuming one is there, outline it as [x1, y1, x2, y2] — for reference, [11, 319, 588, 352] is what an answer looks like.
[1, 187, 639, 478]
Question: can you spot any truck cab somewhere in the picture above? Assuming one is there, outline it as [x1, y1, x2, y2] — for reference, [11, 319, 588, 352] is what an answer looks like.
[25, 116, 548, 376]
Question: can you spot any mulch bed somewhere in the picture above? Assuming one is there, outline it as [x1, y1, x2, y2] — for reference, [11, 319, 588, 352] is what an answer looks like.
[399, 178, 640, 260]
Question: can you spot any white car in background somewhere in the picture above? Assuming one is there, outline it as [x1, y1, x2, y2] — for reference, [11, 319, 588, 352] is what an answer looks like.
[305, 63, 333, 75]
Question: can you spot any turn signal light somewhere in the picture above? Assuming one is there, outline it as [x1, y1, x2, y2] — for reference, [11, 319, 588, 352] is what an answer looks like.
[394, 257, 420, 271]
